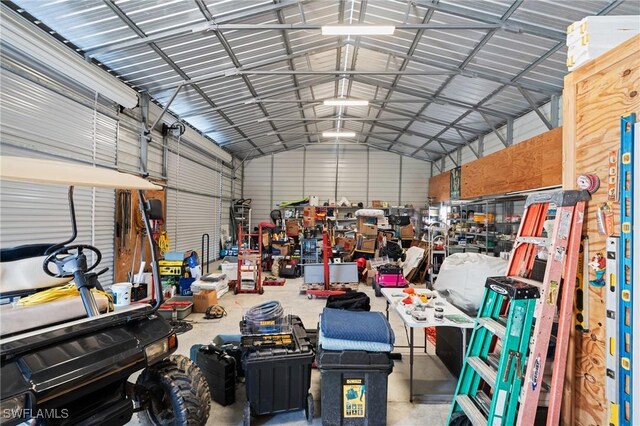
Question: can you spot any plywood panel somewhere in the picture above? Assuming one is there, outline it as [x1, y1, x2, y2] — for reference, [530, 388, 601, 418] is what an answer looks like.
[562, 35, 640, 426]
[461, 127, 562, 199]
[114, 188, 165, 283]
[428, 170, 451, 202]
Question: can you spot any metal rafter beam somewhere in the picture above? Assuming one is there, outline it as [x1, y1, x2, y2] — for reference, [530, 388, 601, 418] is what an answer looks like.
[352, 75, 514, 119]
[193, 0, 289, 151]
[366, 120, 465, 148]
[101, 0, 264, 155]
[180, 75, 339, 118]
[480, 112, 508, 147]
[398, 0, 521, 153]
[412, 0, 615, 162]
[148, 42, 340, 93]
[351, 40, 560, 95]
[517, 86, 553, 130]
[85, 0, 304, 57]
[383, 0, 522, 151]
[410, 0, 566, 41]
[362, 2, 437, 147]
[276, 7, 313, 147]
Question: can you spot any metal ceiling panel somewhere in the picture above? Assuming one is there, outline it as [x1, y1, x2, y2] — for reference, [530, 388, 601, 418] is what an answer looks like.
[114, 0, 203, 35]
[509, 0, 613, 29]
[11, 0, 638, 161]
[13, 0, 138, 50]
[408, 121, 447, 138]
[423, 103, 470, 124]
[154, 32, 234, 78]
[441, 75, 504, 105]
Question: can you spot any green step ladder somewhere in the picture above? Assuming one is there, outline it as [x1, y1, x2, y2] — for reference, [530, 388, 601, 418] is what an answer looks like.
[449, 277, 540, 426]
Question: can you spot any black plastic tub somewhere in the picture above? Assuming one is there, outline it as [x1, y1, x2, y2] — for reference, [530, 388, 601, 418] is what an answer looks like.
[316, 347, 394, 426]
[242, 316, 314, 423]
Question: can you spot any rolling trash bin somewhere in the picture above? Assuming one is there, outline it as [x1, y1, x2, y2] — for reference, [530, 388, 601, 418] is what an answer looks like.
[241, 315, 314, 425]
[317, 348, 394, 426]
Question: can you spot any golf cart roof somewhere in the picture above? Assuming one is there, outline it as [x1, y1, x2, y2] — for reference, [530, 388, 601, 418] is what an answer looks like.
[0, 156, 162, 190]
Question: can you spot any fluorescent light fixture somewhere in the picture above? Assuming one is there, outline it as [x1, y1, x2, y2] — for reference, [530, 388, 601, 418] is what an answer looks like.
[323, 99, 369, 107]
[1, 7, 138, 108]
[321, 25, 395, 36]
[322, 131, 356, 138]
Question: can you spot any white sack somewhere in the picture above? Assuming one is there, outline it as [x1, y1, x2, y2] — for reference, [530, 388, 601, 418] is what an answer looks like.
[433, 253, 508, 313]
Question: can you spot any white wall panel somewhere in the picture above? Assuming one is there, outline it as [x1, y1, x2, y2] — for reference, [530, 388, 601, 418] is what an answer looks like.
[337, 146, 368, 205]
[244, 147, 431, 223]
[243, 156, 272, 227]
[369, 151, 400, 204]
[304, 145, 338, 202]
[273, 150, 304, 203]
[401, 157, 429, 208]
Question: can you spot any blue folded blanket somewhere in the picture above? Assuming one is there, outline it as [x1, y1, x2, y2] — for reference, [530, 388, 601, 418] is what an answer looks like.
[319, 328, 393, 352]
[321, 308, 395, 345]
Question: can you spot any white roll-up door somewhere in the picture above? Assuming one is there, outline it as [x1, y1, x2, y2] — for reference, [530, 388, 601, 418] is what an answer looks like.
[165, 138, 222, 262]
[0, 65, 117, 285]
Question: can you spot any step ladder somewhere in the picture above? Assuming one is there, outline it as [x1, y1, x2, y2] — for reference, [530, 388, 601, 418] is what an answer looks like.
[448, 190, 589, 426]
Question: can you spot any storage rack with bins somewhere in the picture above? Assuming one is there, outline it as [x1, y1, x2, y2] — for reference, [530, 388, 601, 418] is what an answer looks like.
[446, 196, 525, 257]
[418, 204, 441, 239]
[233, 203, 252, 237]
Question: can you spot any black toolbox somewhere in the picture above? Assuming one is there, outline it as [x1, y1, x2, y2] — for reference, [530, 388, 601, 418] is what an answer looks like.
[242, 315, 314, 423]
[316, 347, 394, 426]
[190, 344, 236, 406]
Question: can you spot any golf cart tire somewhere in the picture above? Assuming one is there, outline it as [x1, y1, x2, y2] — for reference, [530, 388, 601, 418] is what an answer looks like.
[136, 355, 211, 426]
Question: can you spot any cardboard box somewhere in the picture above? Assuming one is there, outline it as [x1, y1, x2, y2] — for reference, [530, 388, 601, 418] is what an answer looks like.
[357, 216, 377, 230]
[335, 237, 356, 252]
[359, 236, 376, 252]
[400, 224, 415, 238]
[371, 200, 383, 208]
[285, 219, 300, 237]
[360, 223, 378, 237]
[192, 290, 218, 313]
[272, 243, 290, 256]
[303, 206, 316, 227]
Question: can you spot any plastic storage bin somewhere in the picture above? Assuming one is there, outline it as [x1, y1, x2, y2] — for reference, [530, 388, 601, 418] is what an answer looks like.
[190, 344, 236, 406]
[157, 296, 193, 320]
[242, 316, 314, 424]
[316, 347, 394, 426]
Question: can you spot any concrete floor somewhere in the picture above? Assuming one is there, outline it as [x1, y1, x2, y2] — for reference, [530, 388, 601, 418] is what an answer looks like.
[132, 278, 456, 425]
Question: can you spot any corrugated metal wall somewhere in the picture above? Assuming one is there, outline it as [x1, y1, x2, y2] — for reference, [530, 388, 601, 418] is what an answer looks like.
[0, 46, 117, 285]
[243, 145, 430, 223]
[0, 41, 236, 284]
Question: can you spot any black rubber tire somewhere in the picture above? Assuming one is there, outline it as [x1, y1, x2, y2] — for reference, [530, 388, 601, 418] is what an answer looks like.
[136, 355, 211, 426]
[449, 413, 472, 426]
[234, 286, 238, 295]
[305, 393, 314, 422]
[373, 280, 382, 297]
[243, 402, 251, 426]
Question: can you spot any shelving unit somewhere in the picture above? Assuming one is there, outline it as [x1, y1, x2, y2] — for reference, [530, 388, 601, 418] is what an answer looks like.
[446, 196, 525, 257]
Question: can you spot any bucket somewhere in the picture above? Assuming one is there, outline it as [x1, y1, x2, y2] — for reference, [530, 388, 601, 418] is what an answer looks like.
[112, 282, 132, 306]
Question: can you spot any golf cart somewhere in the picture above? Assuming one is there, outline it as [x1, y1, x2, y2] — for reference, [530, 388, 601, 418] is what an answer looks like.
[0, 156, 210, 425]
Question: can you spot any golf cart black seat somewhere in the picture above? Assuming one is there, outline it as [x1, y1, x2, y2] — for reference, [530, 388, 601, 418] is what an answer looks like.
[0, 243, 57, 262]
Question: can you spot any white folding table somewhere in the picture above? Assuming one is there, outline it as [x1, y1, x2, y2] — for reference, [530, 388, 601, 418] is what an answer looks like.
[380, 288, 474, 403]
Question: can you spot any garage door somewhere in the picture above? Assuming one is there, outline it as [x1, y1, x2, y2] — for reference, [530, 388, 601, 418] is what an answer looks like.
[0, 57, 117, 285]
